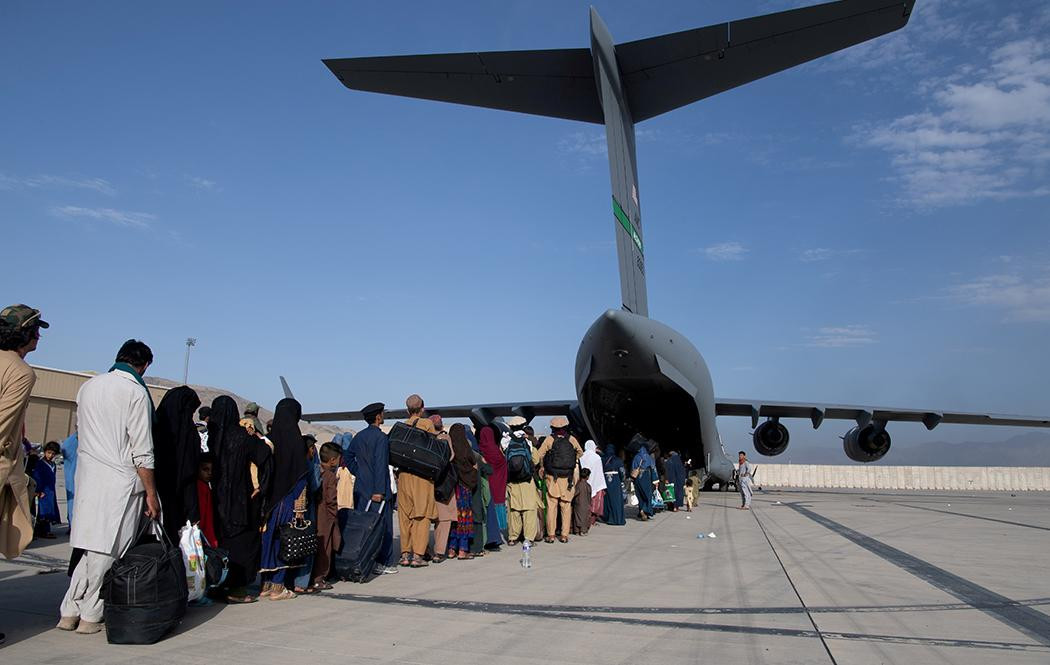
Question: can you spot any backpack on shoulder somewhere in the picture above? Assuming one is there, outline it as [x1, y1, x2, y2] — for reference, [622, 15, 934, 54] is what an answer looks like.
[506, 440, 534, 483]
[543, 436, 576, 479]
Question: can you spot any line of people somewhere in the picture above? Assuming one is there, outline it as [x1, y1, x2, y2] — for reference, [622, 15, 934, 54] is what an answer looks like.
[1, 306, 706, 641]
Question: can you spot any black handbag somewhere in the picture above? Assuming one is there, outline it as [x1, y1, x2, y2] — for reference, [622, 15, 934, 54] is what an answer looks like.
[435, 462, 458, 503]
[278, 517, 318, 563]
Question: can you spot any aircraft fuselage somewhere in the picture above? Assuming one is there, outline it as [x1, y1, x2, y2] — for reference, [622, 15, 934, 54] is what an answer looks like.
[575, 309, 736, 481]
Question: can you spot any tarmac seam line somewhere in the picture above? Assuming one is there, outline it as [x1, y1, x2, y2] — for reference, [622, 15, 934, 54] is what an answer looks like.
[751, 508, 839, 665]
[313, 591, 1050, 652]
[863, 498, 1050, 532]
[785, 502, 1050, 646]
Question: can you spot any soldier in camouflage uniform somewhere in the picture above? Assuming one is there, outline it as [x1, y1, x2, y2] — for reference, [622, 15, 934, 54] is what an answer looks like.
[243, 401, 266, 437]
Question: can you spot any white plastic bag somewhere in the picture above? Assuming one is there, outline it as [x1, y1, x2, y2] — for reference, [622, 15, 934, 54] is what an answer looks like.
[178, 521, 207, 602]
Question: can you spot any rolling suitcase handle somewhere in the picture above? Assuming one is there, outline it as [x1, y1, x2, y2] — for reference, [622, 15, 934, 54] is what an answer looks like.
[363, 500, 386, 514]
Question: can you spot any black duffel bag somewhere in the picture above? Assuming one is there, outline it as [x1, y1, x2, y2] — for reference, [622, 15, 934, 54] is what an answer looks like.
[388, 420, 450, 481]
[102, 520, 188, 645]
[201, 539, 229, 590]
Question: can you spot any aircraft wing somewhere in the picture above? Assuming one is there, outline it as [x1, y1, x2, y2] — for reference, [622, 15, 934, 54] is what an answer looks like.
[714, 398, 1050, 431]
[302, 400, 577, 424]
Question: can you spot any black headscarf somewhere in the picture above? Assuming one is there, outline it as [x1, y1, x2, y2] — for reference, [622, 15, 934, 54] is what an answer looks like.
[266, 397, 307, 514]
[153, 385, 201, 542]
[210, 395, 266, 532]
[450, 423, 478, 491]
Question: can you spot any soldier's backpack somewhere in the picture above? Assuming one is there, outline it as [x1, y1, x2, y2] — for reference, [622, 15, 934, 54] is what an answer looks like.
[543, 436, 576, 479]
[506, 440, 534, 483]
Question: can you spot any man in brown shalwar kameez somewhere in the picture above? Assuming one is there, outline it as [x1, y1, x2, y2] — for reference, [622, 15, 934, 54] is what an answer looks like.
[536, 416, 583, 543]
[397, 394, 437, 567]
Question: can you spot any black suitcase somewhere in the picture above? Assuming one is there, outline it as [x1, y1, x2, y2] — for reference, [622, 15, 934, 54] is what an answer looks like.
[388, 421, 450, 481]
[102, 520, 188, 645]
[335, 501, 385, 583]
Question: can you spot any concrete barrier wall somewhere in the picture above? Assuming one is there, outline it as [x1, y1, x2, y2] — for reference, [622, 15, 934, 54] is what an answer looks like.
[754, 465, 1050, 491]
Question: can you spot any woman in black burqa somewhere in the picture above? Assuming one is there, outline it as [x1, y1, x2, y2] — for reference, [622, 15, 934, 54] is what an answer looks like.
[153, 386, 202, 543]
[257, 397, 308, 600]
[210, 395, 272, 603]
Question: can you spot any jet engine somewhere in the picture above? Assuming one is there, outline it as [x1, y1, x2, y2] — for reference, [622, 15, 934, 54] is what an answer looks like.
[753, 419, 790, 456]
[843, 424, 891, 462]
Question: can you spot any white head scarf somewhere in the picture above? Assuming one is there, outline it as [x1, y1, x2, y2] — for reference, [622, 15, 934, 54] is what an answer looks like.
[580, 440, 607, 496]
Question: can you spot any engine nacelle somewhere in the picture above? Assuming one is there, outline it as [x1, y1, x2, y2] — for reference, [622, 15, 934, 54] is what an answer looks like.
[753, 419, 790, 456]
[843, 424, 891, 462]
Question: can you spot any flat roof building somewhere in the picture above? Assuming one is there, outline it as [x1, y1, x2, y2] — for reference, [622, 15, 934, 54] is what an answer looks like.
[24, 365, 169, 444]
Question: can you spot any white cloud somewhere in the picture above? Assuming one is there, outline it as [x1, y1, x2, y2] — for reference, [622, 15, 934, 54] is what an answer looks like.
[799, 247, 862, 262]
[1, 173, 115, 196]
[806, 325, 878, 348]
[51, 205, 156, 229]
[558, 131, 606, 157]
[187, 176, 217, 191]
[948, 269, 1050, 322]
[702, 241, 748, 261]
[856, 36, 1050, 208]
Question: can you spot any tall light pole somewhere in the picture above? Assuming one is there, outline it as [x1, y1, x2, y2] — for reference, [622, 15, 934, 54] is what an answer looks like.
[183, 337, 197, 385]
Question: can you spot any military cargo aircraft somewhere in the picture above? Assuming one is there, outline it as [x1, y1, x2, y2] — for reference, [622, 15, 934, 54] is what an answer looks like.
[294, 0, 1049, 484]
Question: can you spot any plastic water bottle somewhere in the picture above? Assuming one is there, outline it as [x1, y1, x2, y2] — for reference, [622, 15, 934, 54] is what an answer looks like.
[520, 540, 532, 568]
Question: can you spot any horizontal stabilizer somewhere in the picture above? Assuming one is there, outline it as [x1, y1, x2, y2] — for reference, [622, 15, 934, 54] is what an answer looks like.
[620, 0, 915, 121]
[324, 1, 913, 125]
[323, 49, 602, 123]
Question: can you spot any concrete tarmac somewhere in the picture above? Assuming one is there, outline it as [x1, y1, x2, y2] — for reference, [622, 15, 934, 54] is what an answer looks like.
[2, 488, 1049, 664]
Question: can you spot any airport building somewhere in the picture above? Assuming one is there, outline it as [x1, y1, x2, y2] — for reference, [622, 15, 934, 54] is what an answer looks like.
[23, 365, 169, 444]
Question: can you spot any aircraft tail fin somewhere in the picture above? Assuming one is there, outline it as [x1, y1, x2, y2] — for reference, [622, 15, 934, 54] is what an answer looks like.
[324, 0, 915, 318]
[279, 376, 295, 400]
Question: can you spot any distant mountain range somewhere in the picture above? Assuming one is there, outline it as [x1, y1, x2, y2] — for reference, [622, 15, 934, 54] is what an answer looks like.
[773, 431, 1050, 466]
[140, 376, 1050, 466]
[144, 376, 351, 442]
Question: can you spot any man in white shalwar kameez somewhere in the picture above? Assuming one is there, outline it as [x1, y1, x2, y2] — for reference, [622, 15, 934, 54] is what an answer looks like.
[58, 340, 160, 634]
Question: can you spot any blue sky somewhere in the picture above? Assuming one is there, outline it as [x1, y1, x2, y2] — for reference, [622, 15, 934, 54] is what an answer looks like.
[3, 1, 1048, 456]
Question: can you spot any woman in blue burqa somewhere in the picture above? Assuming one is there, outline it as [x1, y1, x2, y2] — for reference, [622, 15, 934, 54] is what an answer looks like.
[629, 434, 657, 521]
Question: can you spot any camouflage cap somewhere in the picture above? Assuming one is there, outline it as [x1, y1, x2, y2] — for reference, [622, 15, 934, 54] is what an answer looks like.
[1, 304, 49, 330]
[244, 401, 260, 415]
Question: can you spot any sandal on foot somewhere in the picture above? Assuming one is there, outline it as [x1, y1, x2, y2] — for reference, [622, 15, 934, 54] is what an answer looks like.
[410, 559, 429, 567]
[398, 555, 412, 567]
[226, 595, 258, 604]
[269, 589, 296, 601]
